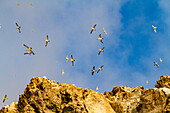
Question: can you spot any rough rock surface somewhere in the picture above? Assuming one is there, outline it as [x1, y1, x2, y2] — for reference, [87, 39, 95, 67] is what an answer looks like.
[0, 75, 170, 113]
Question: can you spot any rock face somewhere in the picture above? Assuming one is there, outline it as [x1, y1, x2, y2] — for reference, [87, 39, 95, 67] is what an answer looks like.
[0, 75, 170, 113]
[0, 76, 115, 113]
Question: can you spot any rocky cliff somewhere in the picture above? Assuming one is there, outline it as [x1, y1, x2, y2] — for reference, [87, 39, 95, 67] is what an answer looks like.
[0, 75, 169, 113]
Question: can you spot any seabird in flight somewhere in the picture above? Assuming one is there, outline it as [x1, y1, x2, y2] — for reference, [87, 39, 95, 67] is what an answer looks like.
[3, 95, 8, 103]
[98, 47, 104, 55]
[30, 3, 33, 7]
[45, 35, 50, 47]
[62, 69, 64, 75]
[97, 65, 103, 73]
[146, 80, 148, 84]
[16, 2, 20, 7]
[97, 34, 103, 43]
[154, 62, 159, 68]
[70, 55, 75, 66]
[103, 28, 107, 35]
[91, 66, 96, 75]
[66, 56, 69, 62]
[90, 24, 97, 34]
[159, 58, 162, 62]
[16, 23, 21, 33]
[152, 25, 157, 32]
[23, 44, 35, 55]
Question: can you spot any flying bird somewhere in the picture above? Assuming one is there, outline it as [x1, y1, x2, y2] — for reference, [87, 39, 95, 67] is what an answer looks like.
[45, 35, 50, 47]
[98, 47, 104, 55]
[97, 65, 104, 73]
[16, 2, 20, 7]
[55, 61, 58, 63]
[96, 86, 99, 90]
[3, 95, 8, 103]
[0, 24, 1, 28]
[16, 23, 21, 33]
[154, 62, 159, 68]
[97, 34, 103, 43]
[23, 44, 35, 55]
[159, 58, 162, 62]
[90, 24, 97, 34]
[146, 80, 148, 84]
[66, 56, 69, 62]
[70, 55, 75, 66]
[62, 69, 64, 75]
[24, 51, 32, 55]
[32, 30, 34, 32]
[91, 66, 96, 75]
[152, 25, 157, 32]
[103, 28, 107, 35]
[30, 3, 33, 7]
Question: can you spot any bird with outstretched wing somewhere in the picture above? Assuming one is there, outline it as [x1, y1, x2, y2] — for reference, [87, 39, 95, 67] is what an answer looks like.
[91, 66, 96, 75]
[23, 44, 35, 55]
[3, 95, 7, 103]
[45, 35, 50, 47]
[103, 28, 107, 35]
[90, 24, 97, 34]
[98, 47, 104, 55]
[97, 65, 103, 73]
[71, 55, 75, 66]
[97, 34, 103, 43]
[16, 23, 21, 33]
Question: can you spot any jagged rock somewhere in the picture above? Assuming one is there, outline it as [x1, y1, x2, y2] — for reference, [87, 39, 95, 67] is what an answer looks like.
[0, 75, 169, 113]
[155, 75, 170, 88]
[103, 75, 170, 113]
[0, 76, 115, 113]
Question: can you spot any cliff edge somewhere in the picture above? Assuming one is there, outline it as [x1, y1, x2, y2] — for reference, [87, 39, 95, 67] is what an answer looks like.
[0, 75, 169, 113]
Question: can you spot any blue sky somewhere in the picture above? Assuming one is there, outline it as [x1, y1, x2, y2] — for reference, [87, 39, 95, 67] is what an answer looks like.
[0, 0, 170, 108]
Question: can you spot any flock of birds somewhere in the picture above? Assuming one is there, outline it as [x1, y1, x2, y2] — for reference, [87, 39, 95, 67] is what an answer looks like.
[151, 25, 163, 68]
[0, 2, 162, 104]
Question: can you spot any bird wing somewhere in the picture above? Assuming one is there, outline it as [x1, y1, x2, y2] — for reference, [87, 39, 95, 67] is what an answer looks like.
[97, 69, 100, 73]
[71, 55, 73, 60]
[45, 41, 48, 47]
[92, 71, 94, 75]
[98, 51, 101, 55]
[101, 47, 104, 50]
[90, 29, 93, 34]
[99, 34, 101, 38]
[18, 28, 21, 33]
[46, 35, 48, 40]
[93, 66, 95, 70]
[100, 65, 103, 68]
[30, 50, 35, 55]
[103, 28, 107, 34]
[66, 56, 68, 61]
[3, 98, 5, 103]
[24, 52, 28, 55]
[16, 23, 19, 27]
[23, 44, 29, 49]
[72, 61, 74, 66]
[93, 24, 96, 28]
[30, 3, 33, 6]
[16, 2, 20, 7]
[100, 40, 103, 43]
[3, 95, 7, 102]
